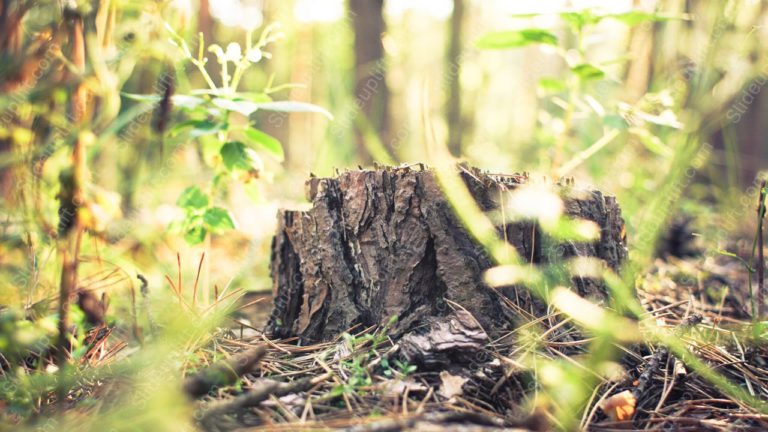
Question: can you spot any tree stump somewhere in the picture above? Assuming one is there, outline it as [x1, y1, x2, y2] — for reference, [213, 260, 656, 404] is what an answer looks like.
[266, 166, 627, 343]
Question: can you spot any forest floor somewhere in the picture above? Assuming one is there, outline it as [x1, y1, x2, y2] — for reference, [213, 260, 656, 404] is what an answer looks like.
[6, 233, 768, 431]
[182, 251, 768, 431]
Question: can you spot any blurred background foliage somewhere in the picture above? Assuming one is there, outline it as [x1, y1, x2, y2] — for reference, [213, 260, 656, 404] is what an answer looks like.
[1, 0, 768, 429]
[2, 0, 767, 306]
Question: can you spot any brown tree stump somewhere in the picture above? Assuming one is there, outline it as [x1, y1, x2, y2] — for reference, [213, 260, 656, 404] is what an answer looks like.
[266, 166, 627, 343]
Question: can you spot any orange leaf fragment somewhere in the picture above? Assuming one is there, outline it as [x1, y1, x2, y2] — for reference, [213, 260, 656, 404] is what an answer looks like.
[599, 390, 637, 422]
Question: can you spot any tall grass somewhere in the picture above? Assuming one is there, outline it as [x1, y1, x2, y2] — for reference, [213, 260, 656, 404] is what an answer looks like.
[1, 0, 767, 431]
[419, 0, 768, 427]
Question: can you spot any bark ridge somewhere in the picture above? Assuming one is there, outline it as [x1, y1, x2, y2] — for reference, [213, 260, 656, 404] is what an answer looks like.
[266, 166, 627, 342]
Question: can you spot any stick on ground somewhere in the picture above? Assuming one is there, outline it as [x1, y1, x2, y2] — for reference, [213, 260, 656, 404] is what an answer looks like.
[200, 372, 332, 424]
[182, 345, 267, 398]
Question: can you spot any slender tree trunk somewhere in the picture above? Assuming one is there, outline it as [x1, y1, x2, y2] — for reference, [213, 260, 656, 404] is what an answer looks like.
[0, 138, 12, 201]
[349, 0, 391, 163]
[445, 0, 464, 157]
[622, 20, 654, 102]
[709, 0, 768, 188]
[197, 0, 220, 85]
[717, 92, 768, 188]
[732, 0, 768, 187]
[259, 2, 291, 166]
[198, 0, 214, 44]
[56, 8, 88, 366]
[0, 0, 25, 201]
[287, 26, 313, 171]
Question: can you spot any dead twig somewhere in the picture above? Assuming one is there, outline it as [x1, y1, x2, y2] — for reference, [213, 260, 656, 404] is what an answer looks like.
[183, 345, 267, 398]
[200, 372, 332, 424]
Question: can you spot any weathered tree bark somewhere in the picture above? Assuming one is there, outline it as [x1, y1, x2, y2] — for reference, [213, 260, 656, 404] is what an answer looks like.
[266, 166, 627, 343]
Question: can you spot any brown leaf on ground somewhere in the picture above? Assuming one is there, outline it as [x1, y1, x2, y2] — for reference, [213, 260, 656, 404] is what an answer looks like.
[439, 370, 469, 400]
[599, 389, 637, 422]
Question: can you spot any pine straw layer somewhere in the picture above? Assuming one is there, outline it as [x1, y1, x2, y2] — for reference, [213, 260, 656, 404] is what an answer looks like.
[194, 256, 768, 431]
[18, 255, 762, 430]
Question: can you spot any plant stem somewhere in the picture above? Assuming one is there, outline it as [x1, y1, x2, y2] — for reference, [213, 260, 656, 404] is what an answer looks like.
[556, 129, 620, 177]
[56, 246, 72, 366]
[203, 233, 211, 307]
[192, 58, 218, 91]
[748, 180, 767, 319]
[229, 60, 246, 92]
[757, 180, 766, 319]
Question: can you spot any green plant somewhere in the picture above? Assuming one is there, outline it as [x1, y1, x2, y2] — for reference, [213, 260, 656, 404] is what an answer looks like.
[477, 9, 682, 175]
[753, 180, 766, 318]
[126, 24, 332, 245]
[332, 315, 399, 396]
[426, 5, 768, 421]
[0, 308, 57, 368]
[715, 180, 768, 319]
[381, 357, 417, 378]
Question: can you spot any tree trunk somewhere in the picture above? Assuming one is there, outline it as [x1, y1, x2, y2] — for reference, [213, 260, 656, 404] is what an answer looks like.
[349, 0, 391, 162]
[266, 167, 627, 343]
[198, 0, 213, 43]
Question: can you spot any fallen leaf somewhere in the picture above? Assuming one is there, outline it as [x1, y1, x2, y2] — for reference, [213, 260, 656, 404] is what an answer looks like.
[599, 390, 636, 422]
[382, 379, 427, 397]
[438, 371, 468, 400]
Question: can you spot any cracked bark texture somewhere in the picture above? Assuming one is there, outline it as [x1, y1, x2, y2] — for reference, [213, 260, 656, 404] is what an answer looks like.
[266, 166, 627, 343]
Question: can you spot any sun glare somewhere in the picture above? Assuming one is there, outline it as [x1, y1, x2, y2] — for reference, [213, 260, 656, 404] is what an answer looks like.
[294, 0, 345, 23]
[209, 0, 264, 30]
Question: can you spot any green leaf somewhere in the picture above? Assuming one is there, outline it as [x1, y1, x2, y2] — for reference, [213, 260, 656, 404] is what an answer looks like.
[715, 249, 755, 271]
[244, 127, 284, 161]
[121, 93, 204, 109]
[177, 186, 209, 210]
[476, 28, 558, 49]
[172, 95, 206, 109]
[189, 89, 271, 100]
[201, 136, 225, 167]
[171, 119, 227, 138]
[212, 172, 227, 189]
[233, 92, 273, 103]
[606, 11, 681, 26]
[220, 141, 264, 173]
[556, 9, 682, 31]
[571, 64, 605, 81]
[254, 101, 334, 120]
[560, 11, 601, 31]
[212, 98, 260, 116]
[121, 92, 162, 102]
[204, 207, 236, 233]
[184, 224, 207, 245]
[191, 120, 227, 138]
[538, 77, 567, 93]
